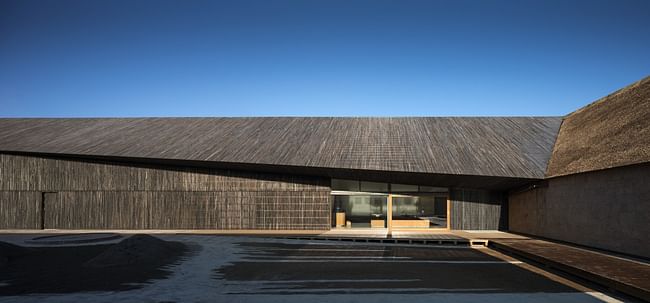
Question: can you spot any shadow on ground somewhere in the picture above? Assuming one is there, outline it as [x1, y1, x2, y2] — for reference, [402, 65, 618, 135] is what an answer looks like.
[0, 234, 191, 295]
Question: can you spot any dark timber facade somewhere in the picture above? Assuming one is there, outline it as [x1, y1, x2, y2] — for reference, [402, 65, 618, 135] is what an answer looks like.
[0, 153, 514, 231]
[0, 154, 331, 230]
[1, 76, 648, 258]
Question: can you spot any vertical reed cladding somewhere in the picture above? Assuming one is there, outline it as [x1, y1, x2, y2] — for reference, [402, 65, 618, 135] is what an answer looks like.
[0, 154, 331, 230]
[449, 188, 506, 230]
[0, 191, 41, 229]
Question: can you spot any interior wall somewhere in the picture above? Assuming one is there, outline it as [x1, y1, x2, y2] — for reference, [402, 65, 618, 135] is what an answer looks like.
[509, 163, 650, 258]
[0, 154, 331, 230]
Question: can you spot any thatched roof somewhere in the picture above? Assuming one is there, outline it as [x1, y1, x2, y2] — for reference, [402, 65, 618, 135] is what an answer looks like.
[0, 117, 561, 179]
[546, 76, 650, 177]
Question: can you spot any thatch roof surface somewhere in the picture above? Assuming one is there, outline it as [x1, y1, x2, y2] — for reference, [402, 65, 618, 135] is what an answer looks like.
[0, 117, 561, 179]
[546, 76, 650, 177]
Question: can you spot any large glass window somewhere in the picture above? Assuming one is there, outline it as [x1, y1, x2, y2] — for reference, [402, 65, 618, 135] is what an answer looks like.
[331, 179, 448, 229]
[332, 195, 387, 228]
[391, 194, 447, 228]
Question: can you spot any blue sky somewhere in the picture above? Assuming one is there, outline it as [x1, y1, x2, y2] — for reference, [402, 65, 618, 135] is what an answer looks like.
[1, 0, 648, 117]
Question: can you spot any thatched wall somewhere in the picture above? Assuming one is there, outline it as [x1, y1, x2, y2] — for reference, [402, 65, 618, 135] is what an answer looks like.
[546, 76, 650, 177]
[0, 154, 330, 230]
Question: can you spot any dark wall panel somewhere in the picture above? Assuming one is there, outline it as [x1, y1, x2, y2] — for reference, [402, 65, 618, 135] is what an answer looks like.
[0, 191, 41, 229]
[449, 188, 505, 230]
[1, 154, 330, 230]
[0, 154, 328, 192]
[509, 163, 650, 258]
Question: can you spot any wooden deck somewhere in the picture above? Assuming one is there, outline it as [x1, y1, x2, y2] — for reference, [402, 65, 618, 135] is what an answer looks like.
[489, 238, 650, 302]
[0, 229, 528, 240]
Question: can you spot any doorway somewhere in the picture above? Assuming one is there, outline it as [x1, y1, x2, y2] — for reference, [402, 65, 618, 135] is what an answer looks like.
[330, 179, 449, 230]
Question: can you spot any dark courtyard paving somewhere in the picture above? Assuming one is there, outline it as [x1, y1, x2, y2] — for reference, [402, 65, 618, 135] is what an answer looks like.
[0, 235, 625, 302]
[218, 241, 580, 295]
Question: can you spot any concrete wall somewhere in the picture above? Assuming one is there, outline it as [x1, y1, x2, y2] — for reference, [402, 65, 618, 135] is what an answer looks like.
[509, 163, 650, 258]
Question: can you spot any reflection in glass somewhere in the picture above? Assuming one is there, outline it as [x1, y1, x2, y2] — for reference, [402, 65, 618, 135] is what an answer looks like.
[332, 195, 387, 228]
[392, 194, 447, 228]
[331, 179, 360, 191]
[360, 181, 388, 192]
[391, 183, 419, 192]
[419, 186, 448, 193]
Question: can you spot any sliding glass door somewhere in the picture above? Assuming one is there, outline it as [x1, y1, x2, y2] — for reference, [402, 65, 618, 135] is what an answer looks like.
[391, 194, 448, 228]
[332, 194, 387, 228]
[330, 179, 448, 229]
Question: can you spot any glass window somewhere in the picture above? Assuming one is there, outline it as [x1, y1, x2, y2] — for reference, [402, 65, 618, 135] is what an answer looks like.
[433, 196, 447, 216]
[392, 196, 419, 216]
[332, 195, 387, 228]
[391, 183, 419, 192]
[419, 186, 448, 193]
[360, 181, 388, 192]
[331, 179, 359, 191]
[391, 194, 447, 228]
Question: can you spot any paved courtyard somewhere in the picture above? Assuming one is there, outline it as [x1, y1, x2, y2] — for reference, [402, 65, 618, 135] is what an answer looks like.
[0, 235, 626, 303]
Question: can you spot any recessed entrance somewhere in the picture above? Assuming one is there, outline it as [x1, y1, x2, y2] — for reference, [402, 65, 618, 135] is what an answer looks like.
[332, 192, 388, 228]
[330, 179, 448, 230]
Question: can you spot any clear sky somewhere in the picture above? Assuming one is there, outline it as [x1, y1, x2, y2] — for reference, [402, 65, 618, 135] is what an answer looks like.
[1, 0, 648, 117]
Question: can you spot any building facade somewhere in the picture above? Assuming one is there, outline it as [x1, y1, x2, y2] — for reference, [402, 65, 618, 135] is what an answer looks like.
[1, 76, 648, 258]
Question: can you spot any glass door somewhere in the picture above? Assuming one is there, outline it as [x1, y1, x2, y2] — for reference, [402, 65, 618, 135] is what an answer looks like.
[391, 193, 448, 229]
[331, 192, 388, 228]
